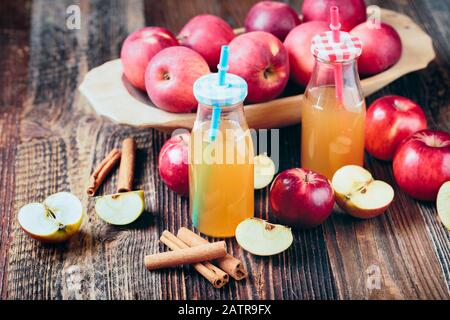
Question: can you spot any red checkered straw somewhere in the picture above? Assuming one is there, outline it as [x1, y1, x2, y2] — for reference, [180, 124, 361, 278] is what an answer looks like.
[330, 6, 344, 103]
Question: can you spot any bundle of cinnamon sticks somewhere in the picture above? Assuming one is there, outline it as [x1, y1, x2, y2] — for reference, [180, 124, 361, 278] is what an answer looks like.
[145, 228, 248, 288]
[87, 137, 136, 196]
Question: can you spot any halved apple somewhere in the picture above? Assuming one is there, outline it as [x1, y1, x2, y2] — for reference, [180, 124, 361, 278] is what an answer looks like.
[254, 153, 276, 189]
[332, 165, 394, 219]
[437, 181, 450, 230]
[235, 218, 293, 256]
[95, 190, 145, 225]
[18, 192, 83, 243]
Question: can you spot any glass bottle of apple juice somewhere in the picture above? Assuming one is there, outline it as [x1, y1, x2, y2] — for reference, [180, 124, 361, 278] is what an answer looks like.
[189, 71, 253, 238]
[301, 25, 365, 179]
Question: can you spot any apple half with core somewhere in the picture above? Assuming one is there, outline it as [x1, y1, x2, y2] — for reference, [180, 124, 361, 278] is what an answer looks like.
[18, 192, 83, 243]
[437, 181, 450, 230]
[254, 153, 276, 189]
[95, 190, 145, 225]
[235, 218, 293, 256]
[332, 165, 394, 218]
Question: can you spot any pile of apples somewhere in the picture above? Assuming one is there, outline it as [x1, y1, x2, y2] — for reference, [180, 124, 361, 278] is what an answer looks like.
[121, 0, 403, 113]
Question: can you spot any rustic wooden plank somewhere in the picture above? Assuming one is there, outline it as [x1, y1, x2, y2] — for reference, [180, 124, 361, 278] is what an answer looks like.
[3, 0, 449, 300]
[0, 0, 31, 299]
[6, 0, 148, 299]
[8, 138, 70, 299]
[144, 0, 338, 299]
[321, 0, 450, 299]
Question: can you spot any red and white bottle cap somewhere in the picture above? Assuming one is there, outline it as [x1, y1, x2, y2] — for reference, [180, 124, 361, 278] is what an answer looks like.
[311, 30, 362, 62]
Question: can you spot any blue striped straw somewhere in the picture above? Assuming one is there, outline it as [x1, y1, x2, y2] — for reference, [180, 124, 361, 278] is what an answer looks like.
[209, 45, 229, 141]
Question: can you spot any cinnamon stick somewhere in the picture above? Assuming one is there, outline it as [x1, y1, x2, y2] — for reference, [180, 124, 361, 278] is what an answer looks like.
[144, 240, 227, 271]
[160, 231, 229, 289]
[87, 149, 121, 197]
[177, 227, 248, 280]
[117, 138, 136, 193]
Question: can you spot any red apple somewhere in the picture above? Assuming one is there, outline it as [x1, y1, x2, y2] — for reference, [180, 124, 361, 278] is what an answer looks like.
[121, 27, 178, 91]
[269, 168, 334, 228]
[393, 130, 450, 201]
[158, 133, 190, 195]
[244, 1, 301, 41]
[145, 46, 210, 113]
[365, 95, 427, 160]
[178, 14, 235, 71]
[351, 22, 402, 76]
[302, 0, 366, 32]
[284, 21, 329, 86]
[228, 31, 289, 103]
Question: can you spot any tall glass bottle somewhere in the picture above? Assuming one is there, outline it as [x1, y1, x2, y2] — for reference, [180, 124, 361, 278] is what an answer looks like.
[301, 31, 365, 179]
[190, 73, 253, 237]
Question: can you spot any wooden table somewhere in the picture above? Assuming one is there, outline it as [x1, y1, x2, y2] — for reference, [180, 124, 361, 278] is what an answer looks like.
[0, 0, 449, 300]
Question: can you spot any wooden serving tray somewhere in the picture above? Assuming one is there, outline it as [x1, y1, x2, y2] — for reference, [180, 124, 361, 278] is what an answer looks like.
[79, 8, 435, 130]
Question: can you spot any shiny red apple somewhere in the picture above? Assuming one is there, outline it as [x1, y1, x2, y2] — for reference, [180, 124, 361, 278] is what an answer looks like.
[365, 95, 427, 160]
[244, 1, 301, 41]
[284, 21, 329, 86]
[158, 133, 190, 195]
[393, 130, 450, 201]
[269, 168, 334, 228]
[301, 0, 366, 32]
[145, 46, 210, 113]
[178, 14, 235, 71]
[351, 22, 402, 76]
[228, 31, 289, 103]
[121, 27, 178, 91]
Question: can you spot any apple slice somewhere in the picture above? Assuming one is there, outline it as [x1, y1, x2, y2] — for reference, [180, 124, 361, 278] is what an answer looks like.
[95, 190, 145, 225]
[437, 181, 450, 230]
[18, 192, 83, 243]
[254, 153, 276, 189]
[235, 218, 293, 256]
[332, 165, 394, 219]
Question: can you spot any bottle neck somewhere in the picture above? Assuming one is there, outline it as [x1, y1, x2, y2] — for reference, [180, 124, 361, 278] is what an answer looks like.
[306, 58, 363, 106]
[308, 58, 361, 91]
[195, 102, 248, 129]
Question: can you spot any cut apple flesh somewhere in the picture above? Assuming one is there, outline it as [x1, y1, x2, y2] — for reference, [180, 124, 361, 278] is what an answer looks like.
[254, 153, 276, 189]
[95, 190, 145, 225]
[44, 192, 83, 226]
[332, 165, 394, 218]
[350, 180, 394, 210]
[18, 192, 83, 242]
[18, 203, 61, 236]
[437, 181, 450, 230]
[332, 165, 373, 195]
[235, 218, 293, 256]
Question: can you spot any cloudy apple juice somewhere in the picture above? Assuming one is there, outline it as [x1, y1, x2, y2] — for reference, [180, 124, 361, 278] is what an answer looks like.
[189, 119, 254, 237]
[301, 86, 365, 179]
